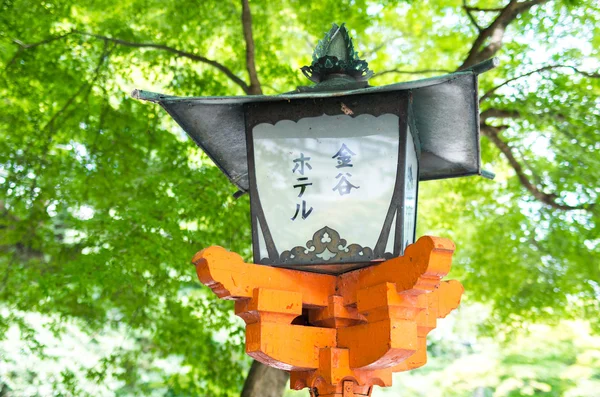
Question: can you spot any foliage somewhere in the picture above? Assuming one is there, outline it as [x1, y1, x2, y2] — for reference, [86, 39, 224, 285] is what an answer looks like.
[286, 307, 600, 396]
[0, 0, 599, 395]
[385, 308, 600, 397]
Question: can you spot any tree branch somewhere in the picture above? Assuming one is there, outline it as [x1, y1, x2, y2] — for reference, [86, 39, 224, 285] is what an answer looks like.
[464, 6, 505, 12]
[481, 108, 521, 120]
[458, 0, 550, 70]
[11, 31, 252, 94]
[7, 33, 76, 69]
[361, 36, 404, 58]
[11, 32, 74, 49]
[41, 41, 111, 133]
[481, 64, 600, 102]
[480, 63, 598, 212]
[241, 0, 262, 95]
[241, 360, 288, 397]
[480, 123, 595, 211]
[22, 41, 113, 210]
[362, 41, 389, 58]
[463, 0, 483, 32]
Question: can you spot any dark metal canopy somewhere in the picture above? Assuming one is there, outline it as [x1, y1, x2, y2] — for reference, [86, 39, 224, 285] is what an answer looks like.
[132, 57, 496, 192]
[133, 21, 496, 192]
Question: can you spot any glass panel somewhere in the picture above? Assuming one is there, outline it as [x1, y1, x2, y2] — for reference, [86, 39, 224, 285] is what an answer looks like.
[257, 218, 269, 260]
[385, 211, 397, 255]
[402, 126, 418, 251]
[252, 114, 400, 264]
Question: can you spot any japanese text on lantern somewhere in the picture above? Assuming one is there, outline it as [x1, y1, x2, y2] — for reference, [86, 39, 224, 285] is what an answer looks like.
[332, 144, 359, 196]
[291, 153, 313, 220]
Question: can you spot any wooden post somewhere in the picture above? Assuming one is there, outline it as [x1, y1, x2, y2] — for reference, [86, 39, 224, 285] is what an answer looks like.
[193, 236, 463, 396]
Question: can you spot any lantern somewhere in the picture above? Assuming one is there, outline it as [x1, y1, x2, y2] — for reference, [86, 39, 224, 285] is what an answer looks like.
[132, 23, 496, 274]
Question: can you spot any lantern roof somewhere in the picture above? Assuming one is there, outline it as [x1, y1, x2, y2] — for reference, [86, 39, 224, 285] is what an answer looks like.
[132, 58, 497, 192]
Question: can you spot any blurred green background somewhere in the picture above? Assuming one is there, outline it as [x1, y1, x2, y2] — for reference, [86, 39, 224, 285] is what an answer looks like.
[0, 0, 599, 396]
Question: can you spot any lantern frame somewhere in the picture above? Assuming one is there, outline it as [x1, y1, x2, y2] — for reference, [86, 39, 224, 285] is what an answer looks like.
[132, 54, 497, 274]
[243, 91, 420, 273]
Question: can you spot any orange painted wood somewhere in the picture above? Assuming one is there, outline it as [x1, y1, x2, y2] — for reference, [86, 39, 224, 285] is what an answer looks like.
[193, 236, 463, 397]
[246, 321, 336, 370]
[336, 236, 456, 305]
[193, 246, 336, 307]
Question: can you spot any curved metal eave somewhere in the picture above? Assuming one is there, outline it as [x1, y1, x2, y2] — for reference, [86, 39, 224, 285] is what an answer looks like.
[131, 58, 497, 105]
[132, 58, 498, 191]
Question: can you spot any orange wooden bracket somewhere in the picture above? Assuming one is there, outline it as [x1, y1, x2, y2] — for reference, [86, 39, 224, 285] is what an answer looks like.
[193, 236, 463, 397]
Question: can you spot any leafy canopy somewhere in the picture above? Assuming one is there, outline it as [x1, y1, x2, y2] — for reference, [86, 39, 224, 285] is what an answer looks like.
[0, 0, 599, 395]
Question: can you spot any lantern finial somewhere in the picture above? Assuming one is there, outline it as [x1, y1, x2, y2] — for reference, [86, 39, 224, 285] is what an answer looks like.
[301, 23, 373, 84]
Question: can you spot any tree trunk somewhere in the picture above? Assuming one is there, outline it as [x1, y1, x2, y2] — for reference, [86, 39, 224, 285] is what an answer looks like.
[241, 360, 289, 397]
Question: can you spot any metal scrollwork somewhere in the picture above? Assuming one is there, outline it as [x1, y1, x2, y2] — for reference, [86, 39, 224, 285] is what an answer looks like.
[301, 23, 373, 84]
[278, 226, 374, 265]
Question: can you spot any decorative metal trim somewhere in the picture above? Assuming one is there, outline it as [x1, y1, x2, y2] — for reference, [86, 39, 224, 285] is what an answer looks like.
[275, 226, 378, 265]
[301, 23, 372, 84]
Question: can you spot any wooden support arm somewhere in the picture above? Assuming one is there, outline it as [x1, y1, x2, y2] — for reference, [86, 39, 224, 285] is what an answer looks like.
[192, 236, 463, 397]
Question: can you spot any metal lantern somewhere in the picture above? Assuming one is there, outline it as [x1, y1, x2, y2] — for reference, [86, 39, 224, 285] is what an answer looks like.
[133, 23, 496, 275]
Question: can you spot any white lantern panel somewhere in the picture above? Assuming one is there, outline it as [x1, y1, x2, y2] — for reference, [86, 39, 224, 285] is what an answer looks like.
[252, 114, 400, 263]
